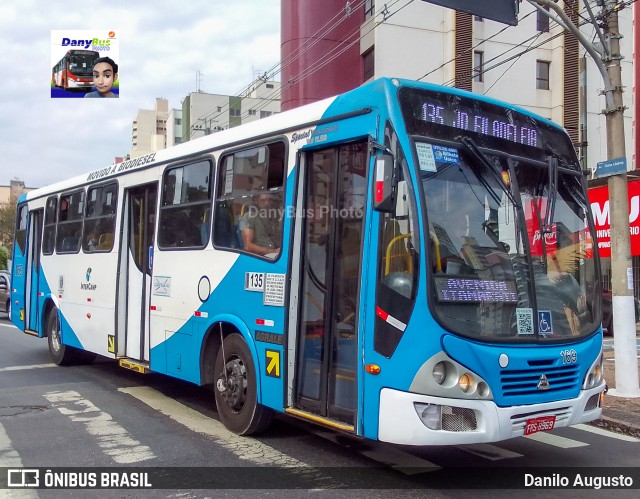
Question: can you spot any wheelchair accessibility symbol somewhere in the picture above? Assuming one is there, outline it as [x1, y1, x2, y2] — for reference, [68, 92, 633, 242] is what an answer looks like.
[538, 310, 553, 335]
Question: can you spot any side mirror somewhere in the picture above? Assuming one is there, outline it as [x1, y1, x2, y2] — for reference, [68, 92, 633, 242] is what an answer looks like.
[373, 153, 396, 212]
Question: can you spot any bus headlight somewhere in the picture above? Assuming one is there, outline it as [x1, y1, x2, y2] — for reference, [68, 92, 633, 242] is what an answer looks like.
[414, 403, 442, 430]
[458, 373, 473, 393]
[432, 362, 447, 385]
[411, 353, 493, 400]
[583, 351, 604, 390]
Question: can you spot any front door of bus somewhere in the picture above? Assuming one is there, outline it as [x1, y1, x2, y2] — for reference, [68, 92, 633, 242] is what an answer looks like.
[119, 183, 157, 361]
[25, 209, 43, 332]
[294, 141, 368, 426]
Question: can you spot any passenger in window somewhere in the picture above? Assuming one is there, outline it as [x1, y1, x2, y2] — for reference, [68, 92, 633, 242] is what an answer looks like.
[84, 57, 119, 98]
[242, 193, 282, 258]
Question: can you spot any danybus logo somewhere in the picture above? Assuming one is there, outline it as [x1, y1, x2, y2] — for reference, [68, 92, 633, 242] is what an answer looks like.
[61, 37, 111, 49]
[81, 268, 97, 291]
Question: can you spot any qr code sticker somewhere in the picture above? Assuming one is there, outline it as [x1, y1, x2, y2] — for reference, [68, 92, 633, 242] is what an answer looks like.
[516, 308, 534, 335]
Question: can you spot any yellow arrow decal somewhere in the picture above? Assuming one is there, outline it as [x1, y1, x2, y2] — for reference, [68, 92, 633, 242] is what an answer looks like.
[107, 335, 115, 354]
[265, 350, 280, 378]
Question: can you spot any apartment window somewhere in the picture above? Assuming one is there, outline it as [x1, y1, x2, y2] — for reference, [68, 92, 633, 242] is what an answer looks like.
[175, 118, 182, 125]
[363, 48, 374, 81]
[365, 0, 374, 19]
[537, 6, 550, 32]
[266, 83, 274, 89]
[474, 16, 483, 22]
[217, 106, 222, 112]
[230, 108, 241, 117]
[260, 111, 272, 118]
[248, 109, 257, 116]
[473, 51, 484, 82]
[536, 60, 550, 90]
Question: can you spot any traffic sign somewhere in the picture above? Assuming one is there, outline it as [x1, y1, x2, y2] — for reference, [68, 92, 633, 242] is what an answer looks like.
[422, 1, 519, 26]
[596, 157, 627, 178]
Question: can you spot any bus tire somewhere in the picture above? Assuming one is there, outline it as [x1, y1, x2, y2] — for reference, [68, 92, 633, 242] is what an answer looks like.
[5, 299, 10, 319]
[46, 307, 79, 366]
[214, 333, 273, 436]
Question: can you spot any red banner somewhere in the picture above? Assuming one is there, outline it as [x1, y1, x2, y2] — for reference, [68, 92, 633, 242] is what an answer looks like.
[588, 180, 640, 258]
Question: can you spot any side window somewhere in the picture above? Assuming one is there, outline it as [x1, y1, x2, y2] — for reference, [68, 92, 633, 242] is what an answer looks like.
[56, 190, 84, 253]
[158, 160, 212, 249]
[15, 204, 28, 255]
[374, 128, 420, 357]
[42, 196, 57, 255]
[83, 183, 118, 252]
[213, 141, 285, 259]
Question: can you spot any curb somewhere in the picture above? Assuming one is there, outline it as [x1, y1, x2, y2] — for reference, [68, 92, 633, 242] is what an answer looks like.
[590, 417, 640, 439]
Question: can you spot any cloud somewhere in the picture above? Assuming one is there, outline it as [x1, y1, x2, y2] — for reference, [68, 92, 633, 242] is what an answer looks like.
[0, 0, 280, 188]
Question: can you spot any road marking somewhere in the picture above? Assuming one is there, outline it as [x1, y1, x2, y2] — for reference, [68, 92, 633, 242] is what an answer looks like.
[573, 423, 640, 442]
[0, 364, 57, 372]
[0, 422, 38, 498]
[525, 431, 588, 448]
[308, 429, 440, 474]
[119, 386, 306, 466]
[44, 390, 155, 464]
[458, 443, 524, 461]
[119, 386, 343, 488]
[0, 422, 23, 467]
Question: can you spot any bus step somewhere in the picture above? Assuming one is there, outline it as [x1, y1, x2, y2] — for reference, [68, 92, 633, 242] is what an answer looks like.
[118, 358, 150, 374]
[24, 329, 39, 336]
[285, 407, 355, 433]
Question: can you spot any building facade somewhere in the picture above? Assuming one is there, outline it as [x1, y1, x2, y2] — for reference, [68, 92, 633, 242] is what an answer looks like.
[131, 98, 169, 158]
[181, 80, 281, 142]
[131, 80, 281, 152]
[281, 0, 634, 175]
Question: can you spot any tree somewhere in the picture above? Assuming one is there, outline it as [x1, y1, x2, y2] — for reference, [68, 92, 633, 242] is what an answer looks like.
[0, 201, 15, 260]
[0, 246, 8, 270]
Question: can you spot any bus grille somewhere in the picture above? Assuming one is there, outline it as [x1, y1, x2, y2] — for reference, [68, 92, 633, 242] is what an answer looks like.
[585, 394, 600, 412]
[500, 363, 580, 399]
[442, 406, 477, 432]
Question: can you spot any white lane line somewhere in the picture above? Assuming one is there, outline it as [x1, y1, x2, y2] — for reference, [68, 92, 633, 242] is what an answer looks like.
[525, 431, 588, 448]
[119, 386, 308, 467]
[458, 443, 524, 461]
[573, 423, 640, 442]
[119, 387, 344, 489]
[44, 390, 155, 464]
[0, 422, 23, 467]
[0, 364, 57, 372]
[0, 422, 38, 498]
[308, 429, 440, 474]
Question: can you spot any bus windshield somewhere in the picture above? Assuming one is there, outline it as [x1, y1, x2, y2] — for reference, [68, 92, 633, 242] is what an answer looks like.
[69, 52, 97, 76]
[400, 88, 600, 342]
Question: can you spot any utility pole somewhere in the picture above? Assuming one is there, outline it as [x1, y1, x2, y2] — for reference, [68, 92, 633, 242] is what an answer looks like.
[529, 0, 639, 396]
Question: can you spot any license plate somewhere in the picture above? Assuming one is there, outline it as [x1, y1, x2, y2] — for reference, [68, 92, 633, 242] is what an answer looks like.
[524, 416, 556, 435]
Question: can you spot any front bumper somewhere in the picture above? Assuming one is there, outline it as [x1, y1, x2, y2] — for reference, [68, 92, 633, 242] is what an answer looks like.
[378, 383, 605, 445]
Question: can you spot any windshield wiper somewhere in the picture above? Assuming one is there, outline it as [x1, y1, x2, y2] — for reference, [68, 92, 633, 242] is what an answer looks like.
[457, 136, 520, 210]
[543, 155, 558, 234]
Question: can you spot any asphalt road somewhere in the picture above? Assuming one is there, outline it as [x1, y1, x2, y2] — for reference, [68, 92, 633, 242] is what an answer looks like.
[1, 315, 639, 497]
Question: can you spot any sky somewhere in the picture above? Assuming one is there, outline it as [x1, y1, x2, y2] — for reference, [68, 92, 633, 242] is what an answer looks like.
[0, 0, 280, 188]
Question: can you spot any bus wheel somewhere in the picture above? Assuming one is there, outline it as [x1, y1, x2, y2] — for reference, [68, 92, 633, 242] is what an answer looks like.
[46, 308, 78, 366]
[214, 333, 273, 435]
[5, 299, 10, 318]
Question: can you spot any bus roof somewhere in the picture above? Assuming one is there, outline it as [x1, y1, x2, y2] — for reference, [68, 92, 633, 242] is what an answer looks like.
[23, 77, 565, 202]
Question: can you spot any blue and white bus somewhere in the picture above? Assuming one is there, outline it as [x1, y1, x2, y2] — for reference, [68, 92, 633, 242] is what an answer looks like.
[10, 78, 605, 444]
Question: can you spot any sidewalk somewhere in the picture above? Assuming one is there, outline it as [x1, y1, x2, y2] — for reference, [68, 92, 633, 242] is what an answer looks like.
[593, 329, 640, 438]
